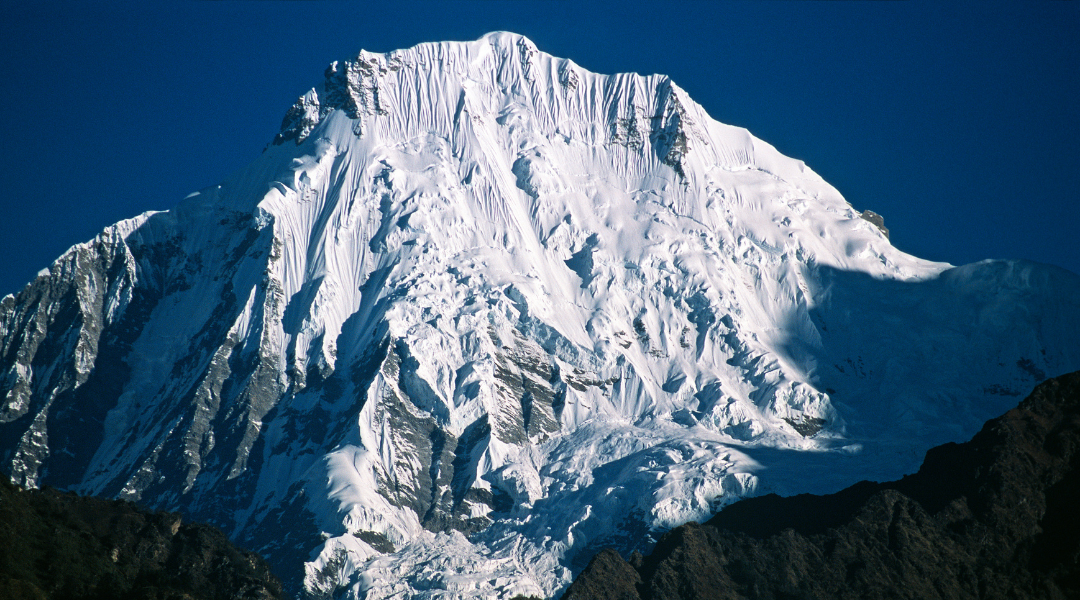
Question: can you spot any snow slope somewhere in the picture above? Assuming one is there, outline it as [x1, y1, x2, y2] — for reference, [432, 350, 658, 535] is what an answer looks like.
[2, 33, 1079, 599]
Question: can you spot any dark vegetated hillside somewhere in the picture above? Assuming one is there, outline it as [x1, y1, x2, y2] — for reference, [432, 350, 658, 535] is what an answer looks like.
[0, 478, 285, 600]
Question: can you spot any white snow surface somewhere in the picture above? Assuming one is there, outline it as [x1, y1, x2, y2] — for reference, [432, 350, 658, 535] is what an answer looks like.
[4, 32, 1080, 599]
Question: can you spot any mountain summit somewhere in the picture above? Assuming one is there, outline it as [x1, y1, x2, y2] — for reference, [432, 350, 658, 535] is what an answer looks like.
[3, 33, 1079, 598]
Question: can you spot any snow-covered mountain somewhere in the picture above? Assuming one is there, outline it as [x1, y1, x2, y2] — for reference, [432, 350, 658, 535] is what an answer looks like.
[2, 32, 1078, 599]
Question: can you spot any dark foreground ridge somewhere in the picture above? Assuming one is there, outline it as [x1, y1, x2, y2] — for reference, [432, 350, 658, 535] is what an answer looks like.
[0, 478, 286, 600]
[563, 371, 1080, 600]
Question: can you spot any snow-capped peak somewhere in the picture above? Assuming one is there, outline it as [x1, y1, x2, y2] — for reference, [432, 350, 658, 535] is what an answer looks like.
[2, 33, 1079, 599]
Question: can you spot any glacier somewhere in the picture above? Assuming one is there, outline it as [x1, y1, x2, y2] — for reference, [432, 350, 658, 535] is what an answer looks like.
[2, 32, 1079, 599]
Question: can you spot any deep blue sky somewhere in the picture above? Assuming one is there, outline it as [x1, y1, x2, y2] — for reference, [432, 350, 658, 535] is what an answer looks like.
[2, 0, 1077, 298]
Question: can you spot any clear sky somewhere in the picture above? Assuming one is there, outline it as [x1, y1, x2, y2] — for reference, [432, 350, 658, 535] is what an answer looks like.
[2, 0, 1077, 298]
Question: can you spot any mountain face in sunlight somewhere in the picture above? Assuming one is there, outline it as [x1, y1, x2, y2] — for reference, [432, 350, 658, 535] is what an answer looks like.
[2, 33, 1079, 599]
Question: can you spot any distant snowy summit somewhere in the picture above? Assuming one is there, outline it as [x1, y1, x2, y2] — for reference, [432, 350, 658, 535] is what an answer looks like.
[2, 33, 1079, 600]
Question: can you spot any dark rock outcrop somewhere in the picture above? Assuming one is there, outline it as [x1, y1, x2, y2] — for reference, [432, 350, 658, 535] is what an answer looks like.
[859, 210, 889, 238]
[563, 371, 1080, 600]
[0, 478, 286, 600]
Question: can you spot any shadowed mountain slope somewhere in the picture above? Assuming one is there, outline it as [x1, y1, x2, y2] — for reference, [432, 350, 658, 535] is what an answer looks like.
[564, 370, 1080, 600]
